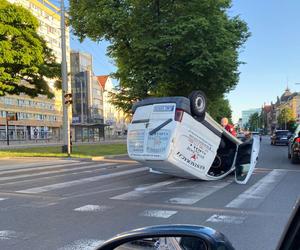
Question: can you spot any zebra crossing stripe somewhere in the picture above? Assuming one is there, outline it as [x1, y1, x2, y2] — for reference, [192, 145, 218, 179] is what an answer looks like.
[0, 161, 91, 175]
[16, 167, 148, 194]
[167, 180, 232, 205]
[110, 179, 183, 200]
[0, 163, 116, 182]
[226, 169, 286, 209]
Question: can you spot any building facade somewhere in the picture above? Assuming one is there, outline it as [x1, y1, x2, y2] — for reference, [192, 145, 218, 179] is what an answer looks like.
[70, 51, 105, 142]
[1, 0, 70, 142]
[241, 108, 261, 127]
[97, 75, 129, 137]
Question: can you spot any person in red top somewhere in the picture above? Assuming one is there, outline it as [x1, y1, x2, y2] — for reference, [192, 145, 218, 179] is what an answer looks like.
[221, 117, 237, 137]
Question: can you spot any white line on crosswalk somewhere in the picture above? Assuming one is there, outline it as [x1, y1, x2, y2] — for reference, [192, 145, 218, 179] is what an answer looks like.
[0, 198, 7, 201]
[16, 167, 148, 194]
[206, 214, 245, 224]
[0, 159, 80, 172]
[74, 205, 111, 212]
[110, 179, 183, 200]
[226, 169, 286, 209]
[0, 161, 90, 175]
[58, 239, 105, 250]
[167, 180, 232, 205]
[0, 163, 116, 182]
[140, 209, 177, 218]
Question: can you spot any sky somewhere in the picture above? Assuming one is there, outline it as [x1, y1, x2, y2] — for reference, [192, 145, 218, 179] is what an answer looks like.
[69, 0, 300, 123]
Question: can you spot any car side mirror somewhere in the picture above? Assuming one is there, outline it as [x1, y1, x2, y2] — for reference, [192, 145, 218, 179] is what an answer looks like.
[276, 199, 300, 250]
[95, 225, 234, 250]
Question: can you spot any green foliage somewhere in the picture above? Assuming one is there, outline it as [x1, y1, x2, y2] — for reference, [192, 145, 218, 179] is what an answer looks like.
[0, 0, 61, 98]
[207, 96, 232, 123]
[247, 112, 262, 131]
[277, 107, 295, 130]
[69, 0, 250, 113]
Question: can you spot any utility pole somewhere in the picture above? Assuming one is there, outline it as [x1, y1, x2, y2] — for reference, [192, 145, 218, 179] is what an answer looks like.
[60, 0, 71, 156]
[5, 111, 9, 146]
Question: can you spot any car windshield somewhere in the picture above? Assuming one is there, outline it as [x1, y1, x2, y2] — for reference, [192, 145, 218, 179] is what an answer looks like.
[276, 131, 289, 136]
[0, 1, 299, 250]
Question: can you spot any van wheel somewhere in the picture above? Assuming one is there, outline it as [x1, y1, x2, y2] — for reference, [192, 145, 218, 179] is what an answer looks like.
[188, 90, 207, 117]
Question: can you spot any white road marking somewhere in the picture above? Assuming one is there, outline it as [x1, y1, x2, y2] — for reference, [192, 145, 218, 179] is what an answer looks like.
[110, 179, 183, 200]
[0, 163, 116, 182]
[0, 161, 91, 175]
[0, 198, 7, 201]
[58, 239, 105, 250]
[206, 214, 245, 224]
[0, 160, 79, 171]
[16, 167, 148, 194]
[140, 209, 177, 218]
[167, 180, 232, 205]
[74, 205, 110, 212]
[0, 230, 18, 240]
[226, 169, 286, 209]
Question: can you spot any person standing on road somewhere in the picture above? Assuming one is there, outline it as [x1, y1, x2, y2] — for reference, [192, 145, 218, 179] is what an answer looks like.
[221, 117, 237, 137]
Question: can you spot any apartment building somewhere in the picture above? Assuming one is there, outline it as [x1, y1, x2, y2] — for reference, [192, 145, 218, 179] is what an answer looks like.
[0, 0, 70, 142]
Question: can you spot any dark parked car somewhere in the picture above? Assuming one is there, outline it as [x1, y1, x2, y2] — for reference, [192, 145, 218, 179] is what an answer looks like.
[271, 130, 290, 145]
[288, 125, 300, 163]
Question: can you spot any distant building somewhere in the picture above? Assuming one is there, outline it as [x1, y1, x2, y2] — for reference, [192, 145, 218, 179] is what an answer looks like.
[242, 108, 261, 127]
[97, 75, 129, 137]
[70, 51, 105, 141]
[237, 118, 243, 130]
[0, 0, 70, 142]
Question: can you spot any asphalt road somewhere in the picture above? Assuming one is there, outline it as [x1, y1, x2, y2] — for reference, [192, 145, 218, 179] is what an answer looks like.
[0, 137, 299, 250]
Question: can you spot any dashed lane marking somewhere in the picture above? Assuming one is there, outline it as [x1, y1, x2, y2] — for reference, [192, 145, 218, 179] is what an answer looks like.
[74, 205, 111, 212]
[0, 230, 18, 240]
[206, 214, 246, 224]
[140, 209, 178, 218]
[58, 239, 105, 250]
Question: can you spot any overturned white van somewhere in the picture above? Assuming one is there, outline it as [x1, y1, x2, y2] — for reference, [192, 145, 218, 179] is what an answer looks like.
[127, 91, 260, 184]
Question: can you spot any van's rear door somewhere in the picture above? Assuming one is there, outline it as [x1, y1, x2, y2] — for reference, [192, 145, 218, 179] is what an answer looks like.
[127, 103, 177, 160]
[235, 135, 260, 184]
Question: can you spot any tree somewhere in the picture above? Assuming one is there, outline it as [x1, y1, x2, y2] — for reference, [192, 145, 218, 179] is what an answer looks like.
[69, 0, 250, 113]
[277, 107, 295, 130]
[248, 112, 261, 131]
[0, 0, 61, 98]
[207, 96, 232, 123]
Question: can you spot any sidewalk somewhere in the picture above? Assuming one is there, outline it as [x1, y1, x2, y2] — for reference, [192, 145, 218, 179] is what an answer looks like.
[0, 138, 126, 149]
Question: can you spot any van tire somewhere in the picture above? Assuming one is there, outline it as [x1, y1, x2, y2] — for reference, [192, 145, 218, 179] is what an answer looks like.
[188, 90, 207, 117]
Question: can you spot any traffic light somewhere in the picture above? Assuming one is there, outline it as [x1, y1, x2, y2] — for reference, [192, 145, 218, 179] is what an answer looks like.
[64, 93, 73, 105]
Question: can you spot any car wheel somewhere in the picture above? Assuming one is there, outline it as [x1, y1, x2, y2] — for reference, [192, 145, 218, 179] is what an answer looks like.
[291, 153, 299, 164]
[188, 90, 207, 118]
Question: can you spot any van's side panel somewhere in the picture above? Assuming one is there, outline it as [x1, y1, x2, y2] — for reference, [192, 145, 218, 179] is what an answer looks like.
[168, 113, 221, 179]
